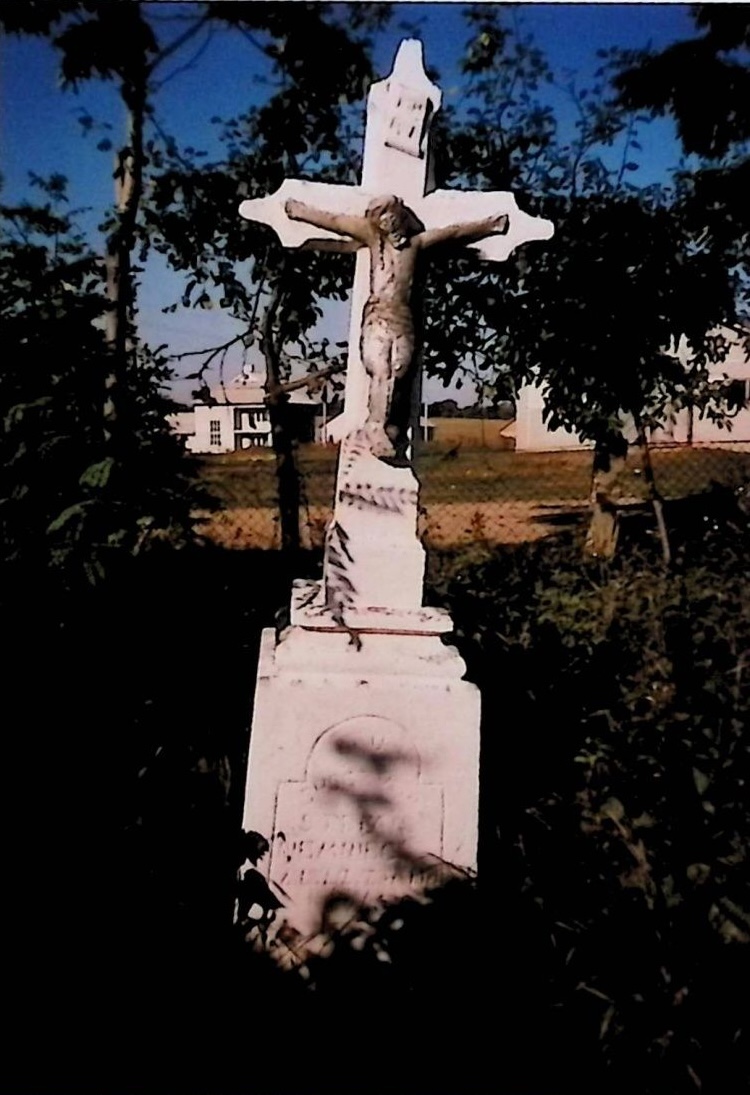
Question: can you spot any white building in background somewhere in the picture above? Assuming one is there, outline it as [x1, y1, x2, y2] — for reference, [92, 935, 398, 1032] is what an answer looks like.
[167, 371, 320, 454]
[515, 328, 750, 452]
[514, 383, 593, 452]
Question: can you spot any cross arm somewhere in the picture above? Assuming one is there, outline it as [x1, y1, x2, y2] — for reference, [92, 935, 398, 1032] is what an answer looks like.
[417, 213, 509, 251]
[239, 179, 376, 250]
[414, 191, 554, 263]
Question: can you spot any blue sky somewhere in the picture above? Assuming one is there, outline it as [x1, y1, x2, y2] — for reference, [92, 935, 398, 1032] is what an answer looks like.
[2, 3, 697, 404]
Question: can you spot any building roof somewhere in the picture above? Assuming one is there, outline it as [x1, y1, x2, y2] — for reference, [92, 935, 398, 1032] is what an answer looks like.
[210, 372, 266, 405]
[207, 371, 320, 406]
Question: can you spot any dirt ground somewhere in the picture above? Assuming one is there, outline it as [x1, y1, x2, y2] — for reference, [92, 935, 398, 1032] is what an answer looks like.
[195, 498, 587, 551]
[194, 443, 750, 551]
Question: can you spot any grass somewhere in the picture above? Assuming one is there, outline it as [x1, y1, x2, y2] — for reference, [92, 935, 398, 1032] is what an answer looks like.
[195, 442, 750, 510]
[195, 446, 336, 508]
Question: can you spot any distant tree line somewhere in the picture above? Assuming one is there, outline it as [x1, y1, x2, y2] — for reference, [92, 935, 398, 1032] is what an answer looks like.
[426, 398, 515, 419]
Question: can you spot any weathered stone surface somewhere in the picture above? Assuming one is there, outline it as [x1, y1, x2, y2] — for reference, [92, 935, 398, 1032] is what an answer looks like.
[242, 629, 480, 941]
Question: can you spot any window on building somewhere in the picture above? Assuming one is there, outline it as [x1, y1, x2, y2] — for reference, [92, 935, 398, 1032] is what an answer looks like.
[236, 434, 268, 450]
[727, 378, 750, 413]
[235, 406, 269, 431]
[209, 419, 221, 445]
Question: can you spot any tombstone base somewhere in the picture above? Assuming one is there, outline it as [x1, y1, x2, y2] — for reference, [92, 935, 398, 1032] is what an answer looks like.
[241, 618, 480, 954]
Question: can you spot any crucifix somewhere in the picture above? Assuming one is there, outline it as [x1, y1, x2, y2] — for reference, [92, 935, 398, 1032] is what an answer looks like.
[283, 193, 511, 459]
[240, 38, 553, 624]
[239, 39, 553, 451]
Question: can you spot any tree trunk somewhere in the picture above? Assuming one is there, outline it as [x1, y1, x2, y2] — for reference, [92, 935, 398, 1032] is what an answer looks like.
[584, 431, 629, 559]
[260, 271, 302, 561]
[104, 62, 147, 445]
[633, 411, 672, 566]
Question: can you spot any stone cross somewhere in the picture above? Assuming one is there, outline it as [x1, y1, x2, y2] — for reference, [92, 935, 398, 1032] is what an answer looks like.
[238, 40, 555, 951]
[239, 39, 553, 632]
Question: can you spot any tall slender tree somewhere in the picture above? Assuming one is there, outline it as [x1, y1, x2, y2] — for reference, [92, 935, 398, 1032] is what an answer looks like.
[3, 2, 389, 562]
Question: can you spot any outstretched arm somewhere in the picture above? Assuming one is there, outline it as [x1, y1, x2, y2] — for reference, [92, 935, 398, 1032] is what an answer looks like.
[417, 213, 509, 250]
[299, 237, 364, 254]
[285, 199, 370, 244]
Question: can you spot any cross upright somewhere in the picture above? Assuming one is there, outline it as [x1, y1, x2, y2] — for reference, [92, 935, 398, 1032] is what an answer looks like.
[239, 38, 554, 444]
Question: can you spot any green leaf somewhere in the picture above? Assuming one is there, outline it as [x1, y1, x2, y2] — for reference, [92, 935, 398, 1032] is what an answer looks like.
[79, 457, 114, 490]
[4, 397, 54, 431]
[692, 767, 710, 796]
[601, 797, 625, 822]
[46, 503, 87, 534]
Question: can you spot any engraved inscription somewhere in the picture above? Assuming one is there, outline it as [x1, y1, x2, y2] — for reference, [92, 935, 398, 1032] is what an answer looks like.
[385, 80, 431, 158]
[270, 780, 443, 894]
[268, 716, 445, 911]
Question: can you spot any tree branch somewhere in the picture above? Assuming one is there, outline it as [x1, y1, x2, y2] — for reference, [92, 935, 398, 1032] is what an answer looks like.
[168, 331, 247, 364]
[149, 12, 211, 75]
[149, 114, 196, 172]
[263, 361, 344, 402]
[153, 26, 215, 90]
[615, 115, 637, 191]
[238, 26, 273, 61]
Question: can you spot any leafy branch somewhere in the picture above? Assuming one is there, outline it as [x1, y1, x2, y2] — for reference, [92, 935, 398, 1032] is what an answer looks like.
[324, 521, 362, 649]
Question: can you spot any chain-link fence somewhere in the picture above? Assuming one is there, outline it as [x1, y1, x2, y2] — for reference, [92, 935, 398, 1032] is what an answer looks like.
[194, 440, 750, 552]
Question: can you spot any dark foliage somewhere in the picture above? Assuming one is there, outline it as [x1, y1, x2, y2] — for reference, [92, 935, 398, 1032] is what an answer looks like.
[614, 6, 750, 160]
[0, 183, 196, 592]
[7, 487, 749, 1094]
[4, 544, 292, 1095]
[429, 488, 750, 1094]
[614, 6, 750, 319]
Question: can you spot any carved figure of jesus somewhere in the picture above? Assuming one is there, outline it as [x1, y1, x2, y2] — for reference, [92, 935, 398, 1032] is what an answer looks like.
[285, 194, 509, 459]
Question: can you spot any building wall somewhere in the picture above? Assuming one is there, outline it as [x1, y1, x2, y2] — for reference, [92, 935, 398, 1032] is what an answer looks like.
[515, 384, 591, 452]
[166, 411, 197, 438]
[657, 350, 750, 444]
[516, 335, 750, 452]
[186, 403, 272, 453]
[652, 400, 750, 445]
[427, 418, 515, 449]
[187, 405, 234, 453]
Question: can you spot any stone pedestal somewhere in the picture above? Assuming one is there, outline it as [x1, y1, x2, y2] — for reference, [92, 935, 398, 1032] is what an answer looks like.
[242, 589, 480, 943]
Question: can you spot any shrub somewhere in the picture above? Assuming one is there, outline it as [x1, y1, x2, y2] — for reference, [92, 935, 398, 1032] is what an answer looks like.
[430, 490, 750, 1093]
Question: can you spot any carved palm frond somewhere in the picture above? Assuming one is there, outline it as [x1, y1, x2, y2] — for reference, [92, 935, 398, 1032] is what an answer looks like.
[338, 483, 418, 514]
